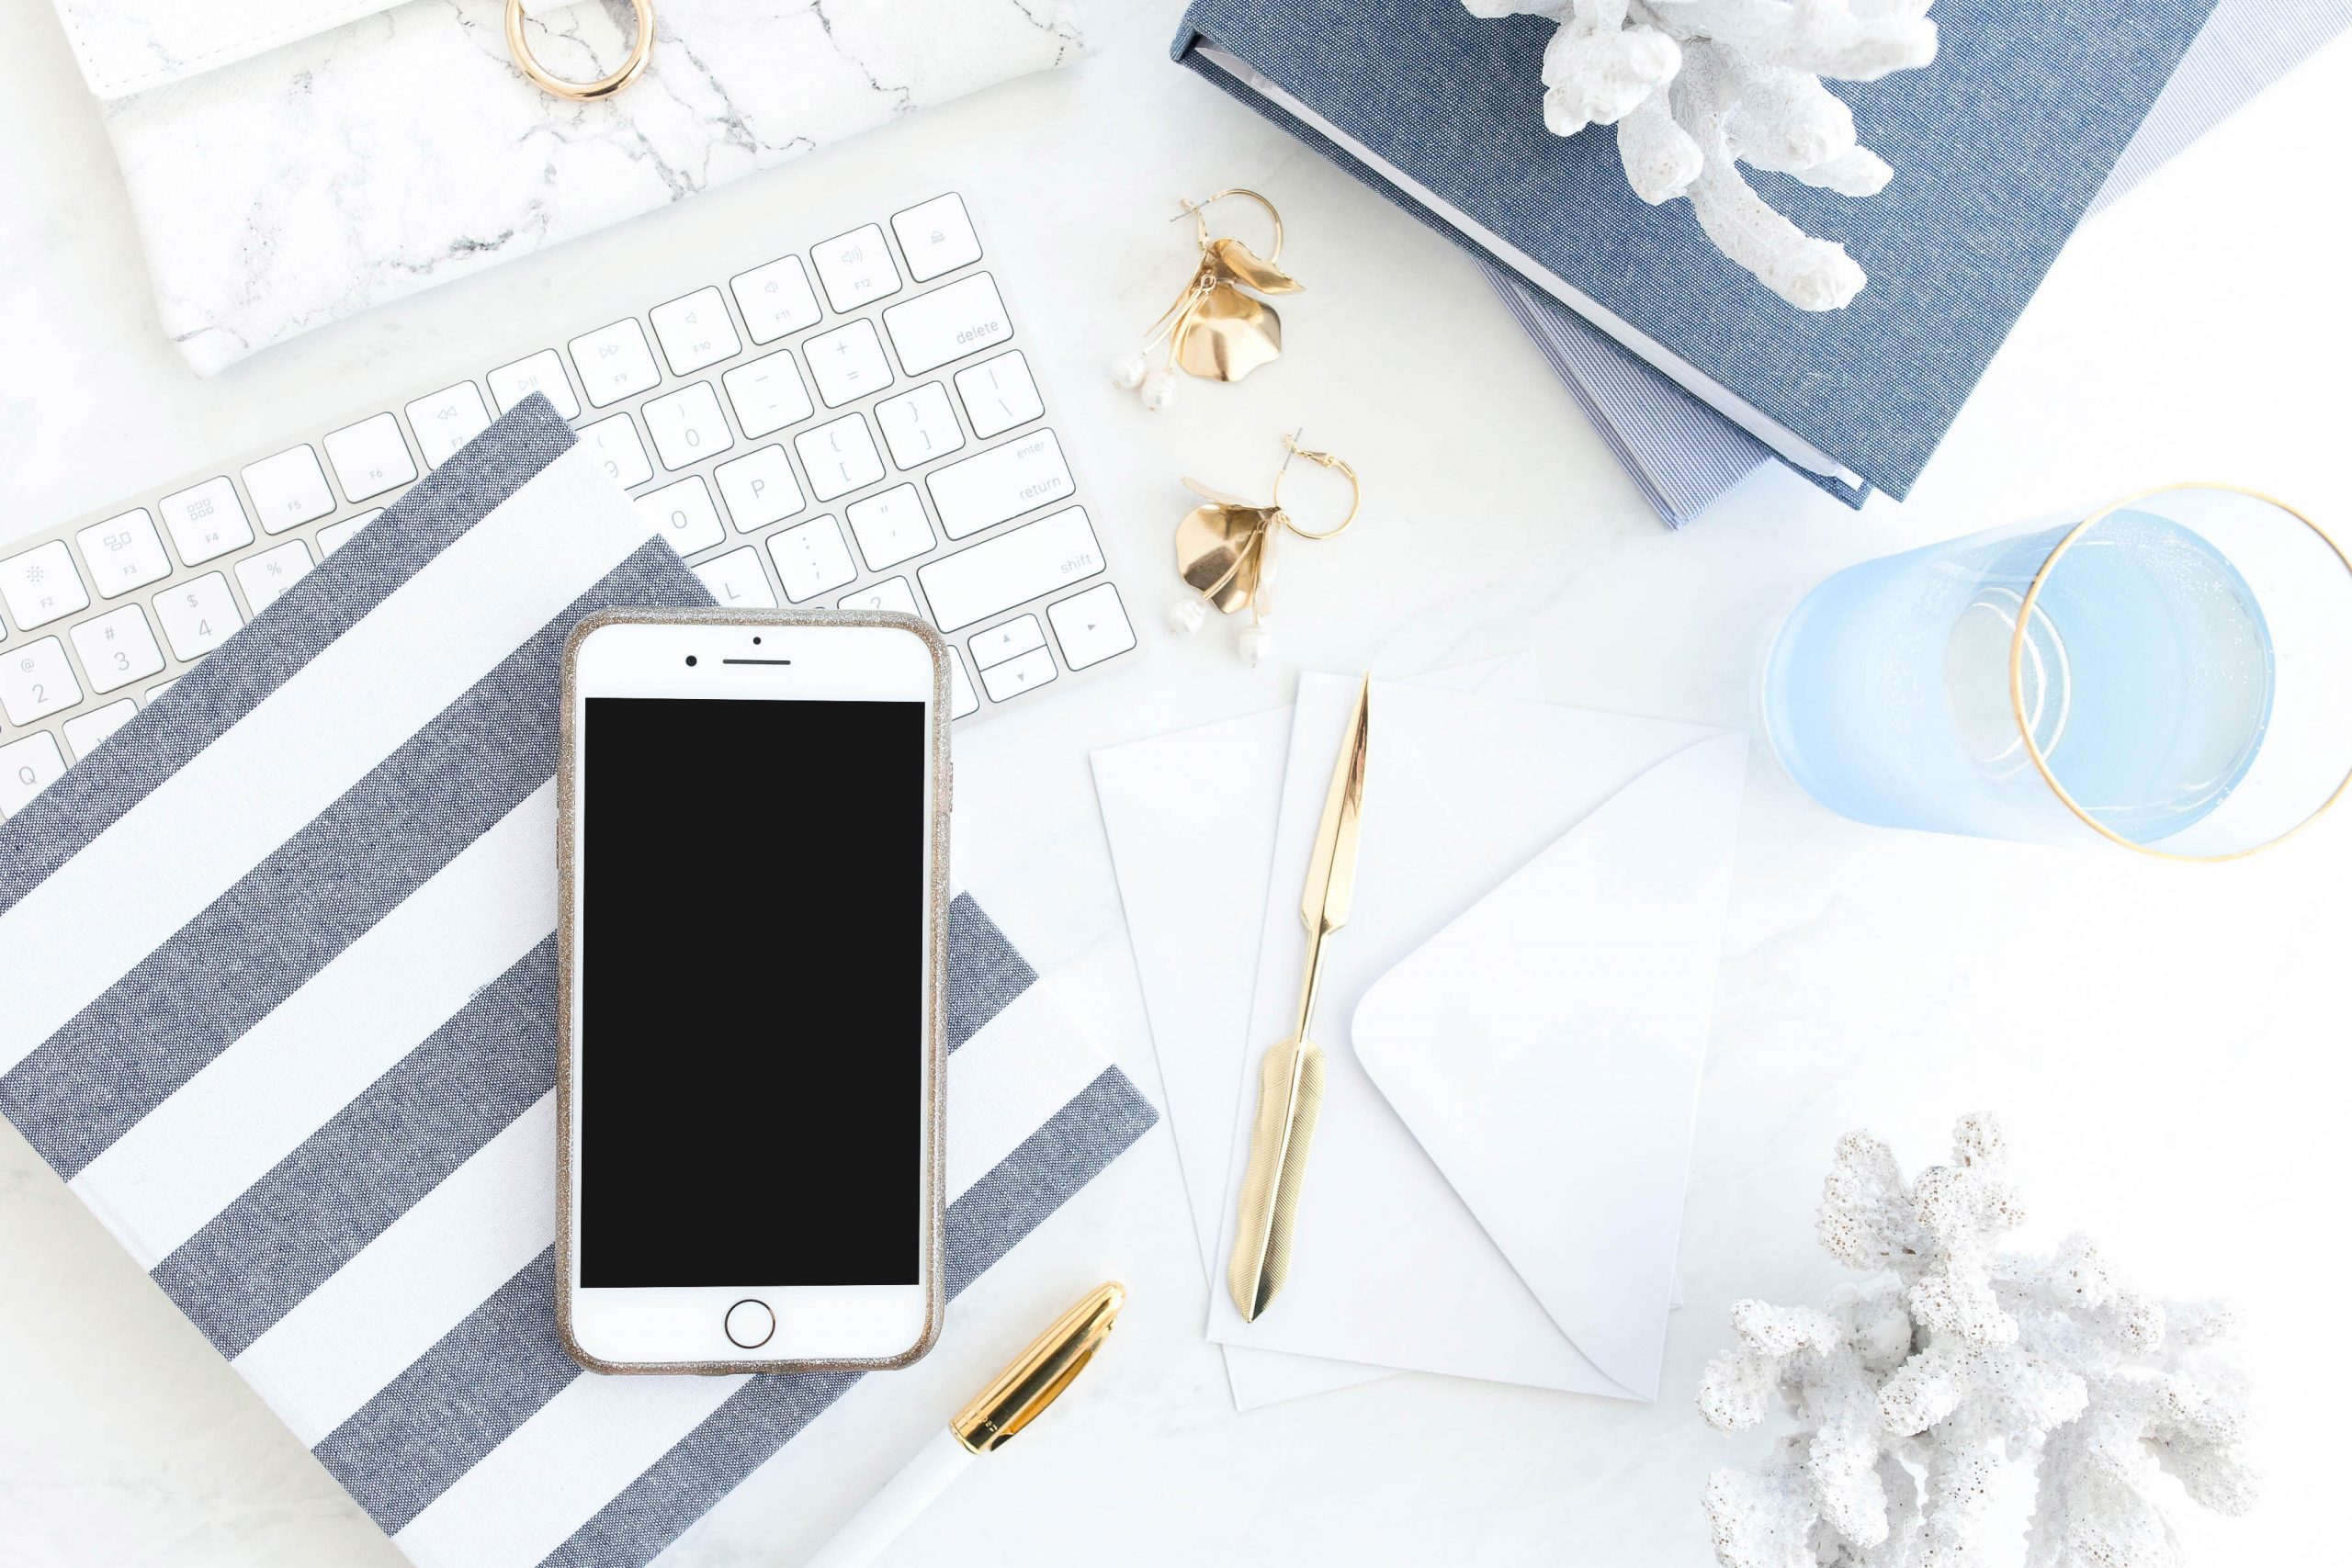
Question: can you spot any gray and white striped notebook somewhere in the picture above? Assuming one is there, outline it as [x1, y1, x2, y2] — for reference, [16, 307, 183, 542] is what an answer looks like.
[0, 399, 1157, 1568]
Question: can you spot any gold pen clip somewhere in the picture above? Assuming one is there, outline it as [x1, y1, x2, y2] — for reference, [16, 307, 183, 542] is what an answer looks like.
[949, 1282, 1125, 1454]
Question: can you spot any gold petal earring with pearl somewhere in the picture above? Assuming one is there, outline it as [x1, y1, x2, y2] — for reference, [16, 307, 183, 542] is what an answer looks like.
[1112, 189, 1302, 412]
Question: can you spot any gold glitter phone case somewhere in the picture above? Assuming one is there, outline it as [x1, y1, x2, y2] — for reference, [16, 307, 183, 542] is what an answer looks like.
[553, 608, 952, 1375]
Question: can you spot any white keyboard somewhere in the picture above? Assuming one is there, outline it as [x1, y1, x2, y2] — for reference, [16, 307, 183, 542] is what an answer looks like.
[0, 191, 1138, 821]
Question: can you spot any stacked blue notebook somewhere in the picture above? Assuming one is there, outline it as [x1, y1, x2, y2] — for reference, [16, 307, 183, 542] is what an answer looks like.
[1175, 0, 2222, 513]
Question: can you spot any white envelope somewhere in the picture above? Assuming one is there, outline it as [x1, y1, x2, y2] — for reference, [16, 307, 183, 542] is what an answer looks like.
[1091, 657, 1544, 1410]
[1204, 675, 1747, 1400]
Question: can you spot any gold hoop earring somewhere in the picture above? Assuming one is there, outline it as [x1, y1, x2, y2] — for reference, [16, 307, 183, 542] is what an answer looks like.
[1112, 189, 1303, 412]
[1170, 432, 1362, 664]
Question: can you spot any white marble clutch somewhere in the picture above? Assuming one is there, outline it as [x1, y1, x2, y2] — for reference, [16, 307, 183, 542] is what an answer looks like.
[47, 0, 1082, 375]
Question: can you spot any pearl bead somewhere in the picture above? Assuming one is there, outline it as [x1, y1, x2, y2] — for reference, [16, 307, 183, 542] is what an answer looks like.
[1238, 622, 1272, 667]
[1109, 352, 1148, 390]
[1139, 367, 1178, 412]
[1166, 595, 1207, 635]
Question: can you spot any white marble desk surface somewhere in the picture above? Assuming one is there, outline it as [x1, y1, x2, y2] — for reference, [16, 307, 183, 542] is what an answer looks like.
[3, 6, 2346, 1564]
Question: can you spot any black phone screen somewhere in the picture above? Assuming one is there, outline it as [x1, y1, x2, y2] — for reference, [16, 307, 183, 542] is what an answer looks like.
[579, 695, 926, 1288]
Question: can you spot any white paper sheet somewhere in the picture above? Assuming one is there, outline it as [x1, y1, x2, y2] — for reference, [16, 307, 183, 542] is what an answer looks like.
[1091, 657, 1542, 1410]
[1203, 675, 1741, 1397]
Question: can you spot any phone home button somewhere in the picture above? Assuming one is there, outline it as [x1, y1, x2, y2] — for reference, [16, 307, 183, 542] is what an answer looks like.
[723, 1298, 775, 1350]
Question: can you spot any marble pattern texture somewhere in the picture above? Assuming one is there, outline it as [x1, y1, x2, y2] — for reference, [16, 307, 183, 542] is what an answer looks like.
[66, 0, 1080, 375]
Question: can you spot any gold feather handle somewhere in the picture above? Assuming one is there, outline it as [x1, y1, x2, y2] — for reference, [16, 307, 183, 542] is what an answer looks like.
[1227, 1035, 1328, 1322]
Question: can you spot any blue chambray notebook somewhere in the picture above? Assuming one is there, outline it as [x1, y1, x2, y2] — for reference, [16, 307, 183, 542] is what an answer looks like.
[1172, 0, 2220, 502]
[0, 400, 1156, 1568]
[1482, 0, 2352, 528]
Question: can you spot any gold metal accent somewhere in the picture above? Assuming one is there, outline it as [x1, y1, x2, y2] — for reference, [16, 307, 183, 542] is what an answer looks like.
[2007, 481, 2352, 863]
[1175, 433, 1361, 619]
[1138, 189, 1302, 385]
[1271, 435, 1362, 541]
[1228, 674, 1370, 1323]
[949, 1282, 1126, 1453]
[506, 0, 655, 103]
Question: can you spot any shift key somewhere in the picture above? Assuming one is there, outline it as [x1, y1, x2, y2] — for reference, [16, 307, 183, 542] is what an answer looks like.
[926, 430, 1073, 539]
[920, 506, 1105, 632]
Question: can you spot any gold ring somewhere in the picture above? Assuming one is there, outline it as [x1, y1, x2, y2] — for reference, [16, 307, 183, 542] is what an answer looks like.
[1272, 438, 1359, 541]
[505, 0, 655, 103]
[1186, 188, 1285, 264]
[2007, 480, 2352, 862]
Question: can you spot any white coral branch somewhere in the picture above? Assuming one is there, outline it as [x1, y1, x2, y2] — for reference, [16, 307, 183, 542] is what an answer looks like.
[1466, 0, 1939, 307]
[1699, 1114, 2258, 1568]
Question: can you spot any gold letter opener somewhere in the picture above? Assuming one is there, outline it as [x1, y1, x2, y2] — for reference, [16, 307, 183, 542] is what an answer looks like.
[1227, 673, 1370, 1323]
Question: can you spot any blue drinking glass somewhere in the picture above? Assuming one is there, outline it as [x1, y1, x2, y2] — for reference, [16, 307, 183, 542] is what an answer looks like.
[1764, 485, 2352, 858]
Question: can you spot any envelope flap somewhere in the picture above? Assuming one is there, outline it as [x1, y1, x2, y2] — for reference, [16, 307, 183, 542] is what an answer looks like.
[1351, 731, 1747, 1400]
[52, 0, 578, 101]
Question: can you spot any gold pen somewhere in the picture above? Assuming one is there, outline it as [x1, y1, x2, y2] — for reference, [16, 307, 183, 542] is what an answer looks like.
[1228, 673, 1370, 1323]
[802, 1283, 1125, 1568]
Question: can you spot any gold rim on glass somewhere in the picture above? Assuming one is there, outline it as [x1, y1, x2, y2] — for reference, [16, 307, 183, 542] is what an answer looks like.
[505, 0, 655, 103]
[2007, 481, 2352, 862]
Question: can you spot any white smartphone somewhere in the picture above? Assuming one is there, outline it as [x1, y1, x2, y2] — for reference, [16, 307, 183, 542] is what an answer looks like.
[555, 610, 947, 1373]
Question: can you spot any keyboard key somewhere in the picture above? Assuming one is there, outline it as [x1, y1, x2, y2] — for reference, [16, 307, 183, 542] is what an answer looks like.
[845, 485, 938, 572]
[1049, 582, 1137, 670]
[1, 635, 82, 724]
[241, 446, 336, 533]
[730, 255, 823, 344]
[75, 512, 172, 599]
[0, 540, 91, 629]
[806, 320, 895, 409]
[767, 515, 857, 603]
[925, 429, 1074, 539]
[63, 699, 139, 761]
[68, 604, 165, 694]
[954, 351, 1044, 439]
[979, 646, 1057, 704]
[794, 414, 886, 502]
[649, 287, 743, 375]
[487, 349, 582, 419]
[317, 509, 383, 555]
[234, 539, 316, 614]
[839, 576, 921, 618]
[693, 546, 779, 609]
[404, 382, 494, 468]
[714, 446, 805, 531]
[810, 223, 902, 312]
[876, 383, 967, 469]
[158, 476, 256, 566]
[642, 382, 735, 470]
[918, 505, 1105, 633]
[636, 476, 728, 555]
[0, 732, 66, 815]
[891, 194, 982, 283]
[322, 414, 419, 503]
[580, 414, 654, 490]
[882, 273, 1012, 375]
[721, 352, 815, 439]
[153, 571, 243, 660]
[569, 318, 662, 408]
[969, 614, 1047, 671]
[944, 647, 979, 719]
